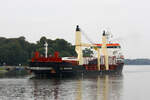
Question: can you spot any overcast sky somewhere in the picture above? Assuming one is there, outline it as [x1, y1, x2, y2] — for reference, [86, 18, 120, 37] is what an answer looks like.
[0, 0, 150, 59]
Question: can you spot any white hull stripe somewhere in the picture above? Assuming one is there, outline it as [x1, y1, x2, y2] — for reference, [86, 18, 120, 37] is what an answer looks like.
[27, 67, 52, 70]
[27, 67, 73, 70]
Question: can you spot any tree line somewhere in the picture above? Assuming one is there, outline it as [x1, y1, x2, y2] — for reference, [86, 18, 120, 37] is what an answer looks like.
[124, 59, 150, 65]
[0, 36, 93, 66]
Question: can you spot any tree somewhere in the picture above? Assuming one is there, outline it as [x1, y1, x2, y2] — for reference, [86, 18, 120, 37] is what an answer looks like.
[83, 48, 93, 57]
[0, 36, 77, 65]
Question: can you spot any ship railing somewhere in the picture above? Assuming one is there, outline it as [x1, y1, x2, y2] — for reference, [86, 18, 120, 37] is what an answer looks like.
[83, 56, 118, 65]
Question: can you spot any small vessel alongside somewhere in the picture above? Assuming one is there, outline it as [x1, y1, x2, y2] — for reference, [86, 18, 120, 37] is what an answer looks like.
[27, 25, 124, 77]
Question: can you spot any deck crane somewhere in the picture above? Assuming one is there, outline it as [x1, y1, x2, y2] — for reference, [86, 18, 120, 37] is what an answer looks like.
[75, 25, 109, 70]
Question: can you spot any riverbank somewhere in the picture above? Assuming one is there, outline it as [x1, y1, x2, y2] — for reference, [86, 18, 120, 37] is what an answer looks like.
[0, 67, 28, 78]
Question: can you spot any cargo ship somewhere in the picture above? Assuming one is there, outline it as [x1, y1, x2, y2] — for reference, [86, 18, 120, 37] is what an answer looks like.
[27, 25, 124, 77]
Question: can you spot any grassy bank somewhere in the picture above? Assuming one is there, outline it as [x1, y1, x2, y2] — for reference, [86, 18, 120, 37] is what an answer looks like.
[0, 67, 7, 73]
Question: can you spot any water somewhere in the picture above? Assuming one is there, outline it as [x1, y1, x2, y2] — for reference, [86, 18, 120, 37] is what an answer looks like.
[0, 65, 150, 100]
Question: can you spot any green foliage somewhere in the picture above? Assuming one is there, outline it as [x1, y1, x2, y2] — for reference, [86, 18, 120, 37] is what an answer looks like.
[0, 36, 37, 65]
[0, 36, 77, 65]
[83, 48, 93, 57]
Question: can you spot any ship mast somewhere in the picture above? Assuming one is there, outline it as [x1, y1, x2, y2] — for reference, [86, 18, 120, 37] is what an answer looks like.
[75, 25, 83, 65]
[44, 42, 48, 58]
[93, 45, 101, 70]
[102, 31, 109, 70]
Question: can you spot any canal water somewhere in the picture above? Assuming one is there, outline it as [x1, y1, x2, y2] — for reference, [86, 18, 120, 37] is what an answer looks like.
[0, 65, 150, 100]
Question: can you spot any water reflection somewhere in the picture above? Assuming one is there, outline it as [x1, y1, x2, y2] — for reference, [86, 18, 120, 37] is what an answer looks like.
[31, 79, 60, 100]
[0, 72, 123, 100]
[1, 65, 150, 100]
[30, 75, 123, 100]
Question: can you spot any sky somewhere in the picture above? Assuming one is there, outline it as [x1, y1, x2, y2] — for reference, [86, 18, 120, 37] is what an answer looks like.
[0, 0, 150, 59]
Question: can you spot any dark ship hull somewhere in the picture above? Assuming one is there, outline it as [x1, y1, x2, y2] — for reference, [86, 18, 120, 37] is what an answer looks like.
[27, 61, 124, 77]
